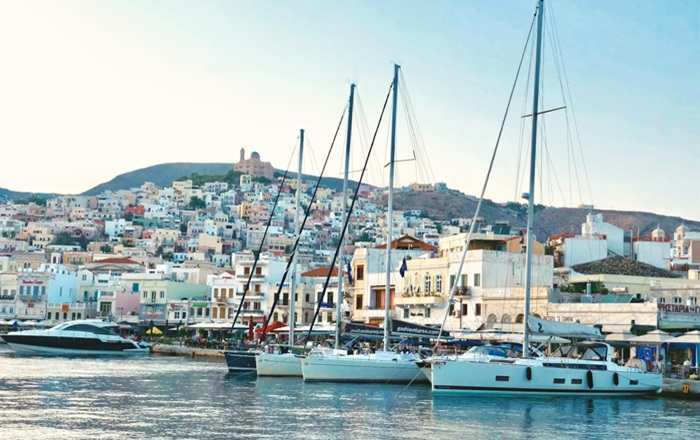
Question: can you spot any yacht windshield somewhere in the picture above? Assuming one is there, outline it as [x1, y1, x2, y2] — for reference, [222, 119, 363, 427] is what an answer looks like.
[467, 345, 508, 357]
[61, 324, 118, 335]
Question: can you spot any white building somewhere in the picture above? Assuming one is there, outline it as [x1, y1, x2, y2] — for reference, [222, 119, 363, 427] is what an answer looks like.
[581, 213, 624, 256]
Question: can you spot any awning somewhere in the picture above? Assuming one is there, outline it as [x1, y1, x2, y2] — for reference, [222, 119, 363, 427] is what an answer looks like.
[629, 329, 674, 344]
[669, 330, 700, 344]
[605, 331, 636, 343]
[255, 320, 286, 334]
[187, 321, 248, 330]
[460, 331, 569, 344]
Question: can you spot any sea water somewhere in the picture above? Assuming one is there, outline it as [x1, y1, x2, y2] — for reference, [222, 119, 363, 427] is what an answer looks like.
[1, 347, 699, 439]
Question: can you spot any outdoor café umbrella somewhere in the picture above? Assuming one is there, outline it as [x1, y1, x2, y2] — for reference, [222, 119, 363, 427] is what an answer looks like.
[145, 326, 163, 336]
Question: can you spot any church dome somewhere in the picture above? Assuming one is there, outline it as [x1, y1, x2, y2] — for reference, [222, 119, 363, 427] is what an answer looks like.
[251, 151, 261, 160]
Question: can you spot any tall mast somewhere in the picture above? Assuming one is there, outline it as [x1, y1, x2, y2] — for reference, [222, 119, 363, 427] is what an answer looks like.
[289, 129, 303, 345]
[522, 0, 544, 358]
[335, 83, 355, 350]
[383, 64, 399, 352]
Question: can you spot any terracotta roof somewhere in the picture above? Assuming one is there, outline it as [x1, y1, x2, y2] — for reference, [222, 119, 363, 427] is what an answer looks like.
[92, 257, 142, 265]
[301, 266, 339, 277]
[376, 234, 435, 251]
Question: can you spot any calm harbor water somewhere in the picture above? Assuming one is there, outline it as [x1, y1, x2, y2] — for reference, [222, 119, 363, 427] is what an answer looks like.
[1, 346, 700, 440]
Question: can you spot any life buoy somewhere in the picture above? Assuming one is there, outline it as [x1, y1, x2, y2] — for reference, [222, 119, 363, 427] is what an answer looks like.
[526, 366, 532, 381]
[586, 370, 594, 389]
[613, 372, 619, 386]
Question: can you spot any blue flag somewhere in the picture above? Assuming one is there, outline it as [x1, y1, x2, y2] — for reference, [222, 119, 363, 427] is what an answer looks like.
[346, 261, 354, 285]
[399, 257, 408, 278]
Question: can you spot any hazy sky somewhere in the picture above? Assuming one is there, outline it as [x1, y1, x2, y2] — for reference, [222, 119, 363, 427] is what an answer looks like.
[0, 1, 698, 218]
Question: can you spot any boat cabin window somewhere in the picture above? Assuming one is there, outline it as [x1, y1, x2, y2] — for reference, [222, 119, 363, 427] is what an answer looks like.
[62, 324, 117, 335]
[551, 344, 607, 361]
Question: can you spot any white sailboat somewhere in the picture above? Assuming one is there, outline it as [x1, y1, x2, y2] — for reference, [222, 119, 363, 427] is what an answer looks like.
[256, 129, 305, 377]
[302, 65, 425, 384]
[425, 0, 662, 395]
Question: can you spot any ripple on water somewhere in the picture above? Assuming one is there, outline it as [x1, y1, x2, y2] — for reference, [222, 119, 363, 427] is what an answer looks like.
[2, 348, 700, 439]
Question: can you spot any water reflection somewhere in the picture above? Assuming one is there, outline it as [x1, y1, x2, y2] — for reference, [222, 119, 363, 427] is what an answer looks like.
[1, 348, 699, 440]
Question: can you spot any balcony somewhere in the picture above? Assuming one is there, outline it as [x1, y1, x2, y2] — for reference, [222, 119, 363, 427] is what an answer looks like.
[454, 286, 471, 297]
[395, 294, 445, 306]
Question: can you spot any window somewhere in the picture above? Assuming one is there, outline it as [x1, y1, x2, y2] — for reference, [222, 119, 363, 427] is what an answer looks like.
[450, 275, 456, 288]
[461, 274, 468, 288]
[160, 291, 165, 299]
[356, 265, 364, 281]
[673, 297, 682, 304]
[244, 266, 250, 275]
[571, 378, 583, 385]
[305, 294, 310, 303]
[150, 292, 156, 302]
[212, 308, 218, 319]
[630, 379, 639, 385]
[403, 308, 409, 318]
[355, 294, 363, 310]
[435, 275, 442, 292]
[132, 283, 139, 292]
[475, 303, 482, 316]
[658, 297, 666, 304]
[282, 293, 289, 306]
[424, 275, 431, 293]
[474, 273, 481, 287]
[255, 267, 262, 275]
[63, 312, 67, 320]
[461, 303, 468, 316]
[254, 284, 261, 293]
[174, 311, 180, 319]
[449, 304, 454, 316]
[328, 292, 334, 305]
[425, 307, 431, 318]
[553, 378, 565, 384]
[495, 376, 509, 382]
[182, 312, 187, 319]
[142, 292, 147, 299]
[691, 297, 698, 305]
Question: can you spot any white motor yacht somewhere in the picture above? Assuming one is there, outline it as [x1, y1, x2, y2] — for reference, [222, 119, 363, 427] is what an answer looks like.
[1, 319, 148, 356]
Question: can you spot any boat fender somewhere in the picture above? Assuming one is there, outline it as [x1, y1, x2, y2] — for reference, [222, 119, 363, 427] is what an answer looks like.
[525, 366, 532, 381]
[586, 370, 594, 389]
[613, 372, 619, 386]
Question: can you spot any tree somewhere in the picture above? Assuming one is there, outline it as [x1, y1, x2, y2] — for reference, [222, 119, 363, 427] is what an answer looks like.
[100, 244, 113, 253]
[52, 232, 78, 246]
[187, 196, 206, 210]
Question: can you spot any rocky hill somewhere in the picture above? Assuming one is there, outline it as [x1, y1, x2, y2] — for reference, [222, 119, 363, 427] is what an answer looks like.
[390, 189, 700, 239]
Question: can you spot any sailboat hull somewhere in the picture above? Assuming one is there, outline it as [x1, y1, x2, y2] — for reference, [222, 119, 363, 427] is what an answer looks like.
[302, 352, 427, 384]
[430, 359, 662, 396]
[256, 351, 303, 377]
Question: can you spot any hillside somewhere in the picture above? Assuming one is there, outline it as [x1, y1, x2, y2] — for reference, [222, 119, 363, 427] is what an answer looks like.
[1, 161, 699, 239]
[390, 189, 700, 239]
[82, 163, 233, 195]
[0, 187, 56, 204]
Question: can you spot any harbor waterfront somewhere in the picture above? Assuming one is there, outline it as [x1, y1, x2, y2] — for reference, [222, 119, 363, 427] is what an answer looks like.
[2, 348, 700, 440]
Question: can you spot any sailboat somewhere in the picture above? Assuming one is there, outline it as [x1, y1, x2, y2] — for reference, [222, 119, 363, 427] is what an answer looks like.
[424, 0, 662, 395]
[256, 129, 305, 377]
[302, 65, 426, 384]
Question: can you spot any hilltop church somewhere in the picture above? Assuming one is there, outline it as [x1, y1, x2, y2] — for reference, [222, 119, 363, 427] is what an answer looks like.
[234, 148, 275, 180]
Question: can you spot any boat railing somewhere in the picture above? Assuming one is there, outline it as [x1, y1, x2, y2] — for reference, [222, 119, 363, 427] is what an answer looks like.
[666, 364, 700, 380]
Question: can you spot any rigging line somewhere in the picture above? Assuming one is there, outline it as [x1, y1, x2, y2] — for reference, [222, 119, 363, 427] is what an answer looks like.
[229, 139, 298, 331]
[514, 27, 536, 201]
[402, 71, 437, 184]
[434, 7, 537, 348]
[355, 91, 381, 185]
[305, 80, 394, 341]
[261, 104, 348, 337]
[542, 119, 567, 206]
[548, 0, 594, 205]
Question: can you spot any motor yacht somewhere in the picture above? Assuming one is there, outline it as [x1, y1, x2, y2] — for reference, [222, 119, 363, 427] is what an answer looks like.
[1, 319, 148, 355]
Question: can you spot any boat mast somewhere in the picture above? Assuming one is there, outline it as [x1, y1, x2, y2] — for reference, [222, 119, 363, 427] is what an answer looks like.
[522, 0, 544, 358]
[335, 83, 354, 350]
[289, 129, 303, 346]
[383, 64, 399, 352]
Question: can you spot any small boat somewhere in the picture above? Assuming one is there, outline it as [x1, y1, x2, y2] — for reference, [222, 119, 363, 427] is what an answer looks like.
[1, 319, 149, 356]
[225, 347, 259, 373]
[302, 348, 424, 384]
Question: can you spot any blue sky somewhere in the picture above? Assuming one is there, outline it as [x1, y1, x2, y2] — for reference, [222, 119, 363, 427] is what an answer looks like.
[0, 1, 697, 218]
